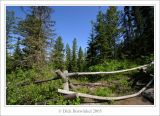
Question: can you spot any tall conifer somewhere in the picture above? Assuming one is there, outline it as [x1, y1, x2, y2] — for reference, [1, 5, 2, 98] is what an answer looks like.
[65, 43, 71, 72]
[71, 38, 78, 72]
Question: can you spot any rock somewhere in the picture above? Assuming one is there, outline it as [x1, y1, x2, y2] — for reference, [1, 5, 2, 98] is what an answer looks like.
[142, 88, 154, 103]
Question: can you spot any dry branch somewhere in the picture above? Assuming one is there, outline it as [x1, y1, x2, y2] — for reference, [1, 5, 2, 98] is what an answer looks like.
[17, 77, 60, 86]
[72, 82, 111, 87]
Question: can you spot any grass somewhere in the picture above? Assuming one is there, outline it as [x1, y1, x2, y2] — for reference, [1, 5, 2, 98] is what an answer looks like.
[93, 87, 113, 97]
[76, 87, 90, 93]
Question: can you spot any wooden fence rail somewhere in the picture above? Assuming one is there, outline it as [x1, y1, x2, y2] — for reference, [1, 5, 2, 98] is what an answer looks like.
[67, 64, 150, 77]
[58, 78, 153, 101]
[57, 62, 153, 101]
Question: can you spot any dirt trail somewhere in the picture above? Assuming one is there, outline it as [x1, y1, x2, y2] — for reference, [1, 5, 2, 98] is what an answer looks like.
[81, 96, 153, 105]
[113, 96, 153, 105]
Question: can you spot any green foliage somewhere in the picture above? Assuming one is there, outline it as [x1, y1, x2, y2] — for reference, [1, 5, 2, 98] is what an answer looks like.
[6, 10, 17, 53]
[121, 6, 154, 59]
[86, 23, 97, 66]
[51, 36, 65, 70]
[87, 7, 121, 65]
[7, 66, 82, 105]
[6, 10, 20, 73]
[105, 6, 121, 59]
[18, 16, 44, 68]
[47, 96, 81, 105]
[94, 87, 113, 97]
[7, 67, 62, 105]
[65, 43, 72, 72]
[77, 47, 85, 72]
[116, 77, 132, 94]
[17, 6, 54, 69]
[94, 10, 109, 62]
[6, 54, 14, 73]
[71, 38, 78, 72]
[136, 54, 154, 64]
[88, 60, 138, 72]
[77, 87, 90, 93]
[66, 97, 81, 105]
[13, 37, 23, 69]
[47, 95, 67, 105]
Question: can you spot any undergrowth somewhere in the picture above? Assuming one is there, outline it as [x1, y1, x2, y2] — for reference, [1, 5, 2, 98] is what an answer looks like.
[7, 66, 81, 105]
[7, 59, 153, 105]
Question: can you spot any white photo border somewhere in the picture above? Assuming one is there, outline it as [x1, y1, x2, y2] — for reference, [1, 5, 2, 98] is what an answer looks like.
[0, 0, 160, 116]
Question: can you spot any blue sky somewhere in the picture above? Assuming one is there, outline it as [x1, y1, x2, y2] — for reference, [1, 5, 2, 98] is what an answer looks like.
[7, 6, 123, 51]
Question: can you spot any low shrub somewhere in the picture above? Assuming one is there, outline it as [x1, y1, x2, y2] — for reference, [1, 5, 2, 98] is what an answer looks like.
[88, 59, 138, 72]
[7, 66, 63, 105]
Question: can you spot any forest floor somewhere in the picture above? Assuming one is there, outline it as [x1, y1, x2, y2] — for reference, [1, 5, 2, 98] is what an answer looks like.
[113, 96, 153, 105]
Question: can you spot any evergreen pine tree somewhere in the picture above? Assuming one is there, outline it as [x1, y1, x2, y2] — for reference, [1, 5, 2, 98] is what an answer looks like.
[71, 38, 78, 72]
[65, 43, 71, 72]
[122, 6, 137, 58]
[19, 15, 44, 68]
[94, 10, 108, 63]
[18, 6, 54, 68]
[6, 10, 19, 73]
[30, 6, 55, 61]
[133, 6, 154, 58]
[51, 36, 64, 70]
[77, 47, 84, 72]
[86, 23, 97, 66]
[105, 6, 120, 59]
[121, 6, 154, 59]
[6, 10, 16, 54]
[13, 37, 22, 68]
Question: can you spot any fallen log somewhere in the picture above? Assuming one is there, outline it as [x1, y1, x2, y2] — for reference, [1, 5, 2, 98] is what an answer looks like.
[58, 78, 153, 101]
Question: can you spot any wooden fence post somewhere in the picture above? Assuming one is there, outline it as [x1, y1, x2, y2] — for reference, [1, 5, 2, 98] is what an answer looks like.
[63, 70, 69, 91]
[55, 70, 69, 91]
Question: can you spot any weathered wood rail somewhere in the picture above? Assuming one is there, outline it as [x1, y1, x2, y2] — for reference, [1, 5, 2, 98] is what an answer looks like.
[58, 78, 153, 101]
[67, 64, 150, 77]
[56, 62, 154, 101]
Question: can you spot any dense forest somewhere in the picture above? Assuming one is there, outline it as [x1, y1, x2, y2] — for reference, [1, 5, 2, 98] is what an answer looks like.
[6, 6, 154, 105]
